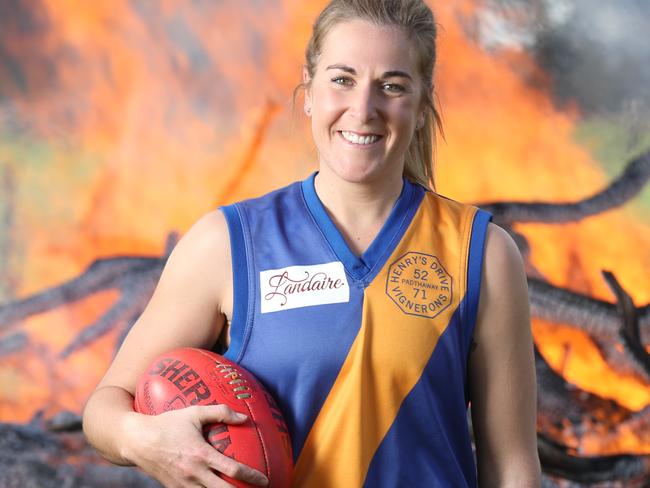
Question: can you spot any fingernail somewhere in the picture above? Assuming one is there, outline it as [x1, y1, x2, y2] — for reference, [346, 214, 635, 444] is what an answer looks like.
[236, 412, 247, 419]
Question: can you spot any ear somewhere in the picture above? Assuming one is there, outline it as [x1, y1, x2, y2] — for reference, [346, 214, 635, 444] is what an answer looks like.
[302, 66, 312, 116]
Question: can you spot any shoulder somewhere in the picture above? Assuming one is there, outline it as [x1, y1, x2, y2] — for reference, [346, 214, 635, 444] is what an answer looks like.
[170, 210, 229, 266]
[179, 209, 229, 250]
[483, 222, 524, 277]
[161, 209, 231, 306]
[474, 222, 529, 341]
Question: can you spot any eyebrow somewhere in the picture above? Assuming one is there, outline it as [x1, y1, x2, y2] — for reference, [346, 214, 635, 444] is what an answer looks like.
[326, 64, 413, 81]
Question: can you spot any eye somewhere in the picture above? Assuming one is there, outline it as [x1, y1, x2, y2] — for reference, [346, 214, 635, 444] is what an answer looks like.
[331, 76, 354, 86]
[382, 83, 406, 94]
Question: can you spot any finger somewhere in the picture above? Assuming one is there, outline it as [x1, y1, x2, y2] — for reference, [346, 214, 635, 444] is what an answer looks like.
[192, 405, 249, 426]
[208, 452, 269, 487]
[193, 470, 235, 488]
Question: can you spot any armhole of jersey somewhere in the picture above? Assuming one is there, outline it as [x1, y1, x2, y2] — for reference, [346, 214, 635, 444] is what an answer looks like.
[221, 204, 249, 361]
[465, 208, 493, 348]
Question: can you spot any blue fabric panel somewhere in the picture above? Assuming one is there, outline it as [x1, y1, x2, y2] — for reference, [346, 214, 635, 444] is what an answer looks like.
[464, 208, 492, 346]
[462, 208, 492, 405]
[221, 204, 249, 361]
[301, 172, 425, 282]
[362, 296, 478, 488]
[301, 173, 366, 276]
[222, 176, 430, 464]
[242, 290, 364, 462]
[222, 180, 369, 462]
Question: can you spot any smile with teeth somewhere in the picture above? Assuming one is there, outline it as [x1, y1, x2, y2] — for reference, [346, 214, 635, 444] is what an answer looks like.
[340, 130, 382, 145]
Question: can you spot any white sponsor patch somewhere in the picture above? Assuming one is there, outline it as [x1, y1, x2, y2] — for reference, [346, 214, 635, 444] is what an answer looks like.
[260, 261, 350, 313]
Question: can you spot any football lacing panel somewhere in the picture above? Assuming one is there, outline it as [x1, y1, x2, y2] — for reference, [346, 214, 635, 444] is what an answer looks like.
[216, 362, 252, 399]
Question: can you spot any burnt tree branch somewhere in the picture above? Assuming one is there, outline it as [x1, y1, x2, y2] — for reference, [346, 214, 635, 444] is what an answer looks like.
[0, 233, 178, 330]
[59, 270, 161, 359]
[0, 257, 162, 328]
[529, 278, 650, 339]
[0, 331, 28, 357]
[538, 434, 650, 485]
[0, 412, 162, 487]
[529, 277, 650, 382]
[535, 347, 649, 447]
[602, 270, 650, 380]
[478, 150, 650, 225]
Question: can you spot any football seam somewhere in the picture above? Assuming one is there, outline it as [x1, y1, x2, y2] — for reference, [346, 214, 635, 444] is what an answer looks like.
[193, 348, 272, 478]
[244, 398, 271, 480]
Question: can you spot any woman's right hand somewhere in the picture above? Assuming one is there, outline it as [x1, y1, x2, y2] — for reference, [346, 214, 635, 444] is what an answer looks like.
[82, 211, 266, 486]
[124, 404, 269, 488]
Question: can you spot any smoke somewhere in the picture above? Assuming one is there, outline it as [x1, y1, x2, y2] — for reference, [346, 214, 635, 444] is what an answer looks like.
[477, 0, 650, 116]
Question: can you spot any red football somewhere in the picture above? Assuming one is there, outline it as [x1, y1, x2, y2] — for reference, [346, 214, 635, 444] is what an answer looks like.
[134, 347, 292, 487]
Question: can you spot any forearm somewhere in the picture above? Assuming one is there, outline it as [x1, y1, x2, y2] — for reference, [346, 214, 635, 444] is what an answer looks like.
[82, 385, 141, 466]
[512, 457, 543, 488]
[477, 455, 542, 488]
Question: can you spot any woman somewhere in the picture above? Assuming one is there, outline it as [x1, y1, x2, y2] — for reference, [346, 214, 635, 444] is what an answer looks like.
[83, 0, 541, 486]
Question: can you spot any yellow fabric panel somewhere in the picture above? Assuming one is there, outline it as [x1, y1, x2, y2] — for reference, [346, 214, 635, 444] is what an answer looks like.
[293, 194, 477, 487]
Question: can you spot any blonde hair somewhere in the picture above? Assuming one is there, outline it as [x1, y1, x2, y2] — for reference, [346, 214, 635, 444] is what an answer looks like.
[297, 0, 443, 190]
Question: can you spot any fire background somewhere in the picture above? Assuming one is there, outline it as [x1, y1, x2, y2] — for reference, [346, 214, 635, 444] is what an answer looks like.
[0, 0, 648, 486]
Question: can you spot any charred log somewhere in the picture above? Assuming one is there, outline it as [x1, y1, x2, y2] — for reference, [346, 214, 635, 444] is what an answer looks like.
[478, 150, 650, 225]
[0, 233, 178, 329]
[0, 257, 162, 329]
[0, 331, 27, 357]
[535, 347, 650, 451]
[59, 269, 161, 358]
[602, 270, 650, 379]
[538, 434, 650, 485]
[0, 416, 161, 488]
[529, 277, 650, 382]
[536, 343, 649, 482]
[45, 411, 83, 432]
[528, 277, 650, 340]
[0, 233, 179, 359]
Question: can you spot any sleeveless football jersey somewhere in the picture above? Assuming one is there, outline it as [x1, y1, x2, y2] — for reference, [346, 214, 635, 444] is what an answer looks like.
[219, 172, 492, 487]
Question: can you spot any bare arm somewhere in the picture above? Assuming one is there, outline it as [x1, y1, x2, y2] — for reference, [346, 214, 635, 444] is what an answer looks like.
[82, 210, 268, 487]
[468, 223, 542, 487]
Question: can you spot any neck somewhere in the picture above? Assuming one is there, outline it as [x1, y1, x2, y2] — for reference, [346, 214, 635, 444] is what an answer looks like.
[313, 167, 405, 255]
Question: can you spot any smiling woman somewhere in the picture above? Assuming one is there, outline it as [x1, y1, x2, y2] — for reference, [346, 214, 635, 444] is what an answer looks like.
[304, 20, 422, 188]
[82, 1, 541, 487]
[300, 1, 442, 194]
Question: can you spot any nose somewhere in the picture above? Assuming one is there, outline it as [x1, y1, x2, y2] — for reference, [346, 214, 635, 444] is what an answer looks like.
[350, 83, 379, 124]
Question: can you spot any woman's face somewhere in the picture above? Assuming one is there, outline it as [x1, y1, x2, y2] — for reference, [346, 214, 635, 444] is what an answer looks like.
[304, 19, 423, 185]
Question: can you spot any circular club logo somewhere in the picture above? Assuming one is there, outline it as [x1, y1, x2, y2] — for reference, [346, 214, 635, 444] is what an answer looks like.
[386, 252, 452, 318]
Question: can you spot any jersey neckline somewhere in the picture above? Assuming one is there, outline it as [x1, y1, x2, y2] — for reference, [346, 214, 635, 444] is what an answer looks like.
[300, 172, 425, 282]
